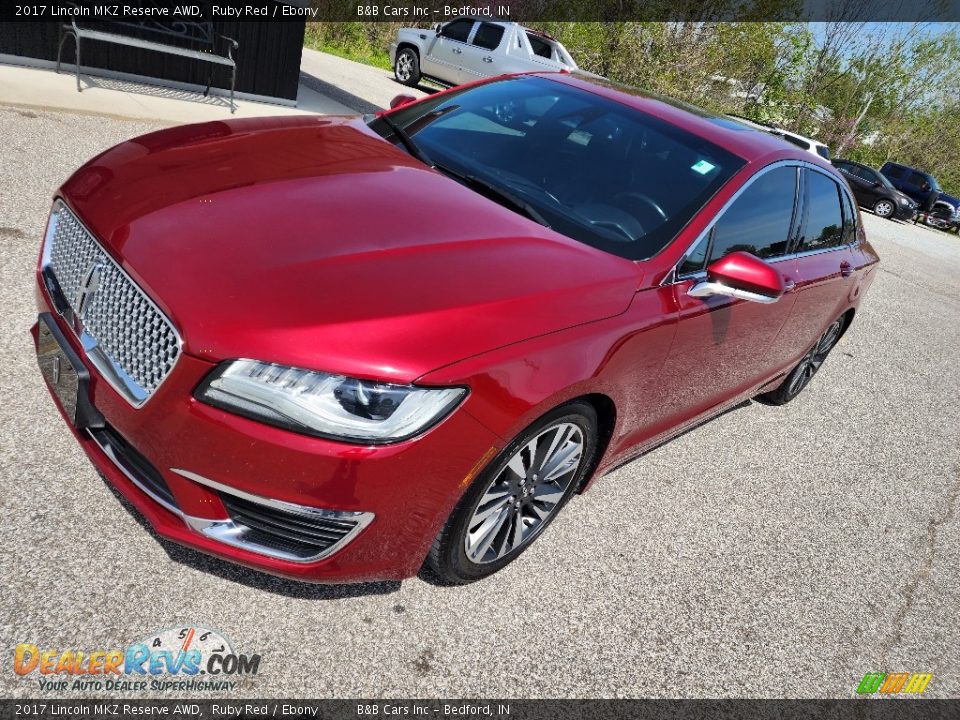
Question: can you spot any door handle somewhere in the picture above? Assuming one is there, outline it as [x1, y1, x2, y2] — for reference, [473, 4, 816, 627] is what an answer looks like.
[452, 48, 462, 54]
[840, 261, 854, 277]
[483, 56, 493, 63]
[783, 278, 796, 293]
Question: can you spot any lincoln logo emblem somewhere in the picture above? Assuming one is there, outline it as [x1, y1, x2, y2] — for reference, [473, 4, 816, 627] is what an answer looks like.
[74, 262, 104, 320]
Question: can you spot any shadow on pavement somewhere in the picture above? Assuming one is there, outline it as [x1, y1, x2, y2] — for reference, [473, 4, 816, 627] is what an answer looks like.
[83, 75, 235, 109]
[299, 70, 440, 115]
[99, 476, 402, 600]
[299, 71, 382, 114]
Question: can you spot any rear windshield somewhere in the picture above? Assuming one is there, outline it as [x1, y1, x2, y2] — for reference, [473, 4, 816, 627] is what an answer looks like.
[370, 76, 744, 261]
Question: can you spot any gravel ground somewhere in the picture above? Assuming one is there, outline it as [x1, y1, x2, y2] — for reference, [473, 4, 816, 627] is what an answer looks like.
[0, 103, 958, 700]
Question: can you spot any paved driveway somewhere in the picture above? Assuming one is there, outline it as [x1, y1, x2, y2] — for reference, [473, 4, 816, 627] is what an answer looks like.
[0, 103, 957, 699]
[300, 48, 431, 114]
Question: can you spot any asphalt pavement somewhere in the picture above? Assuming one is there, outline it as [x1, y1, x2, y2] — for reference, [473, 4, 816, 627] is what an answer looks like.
[0, 103, 957, 699]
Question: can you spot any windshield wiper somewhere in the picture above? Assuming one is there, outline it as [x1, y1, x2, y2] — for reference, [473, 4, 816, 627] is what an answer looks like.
[379, 115, 550, 229]
[435, 164, 552, 229]
[380, 114, 434, 168]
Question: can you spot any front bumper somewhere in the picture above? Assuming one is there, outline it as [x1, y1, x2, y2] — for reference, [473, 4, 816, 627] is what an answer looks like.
[33, 281, 502, 583]
[894, 203, 918, 221]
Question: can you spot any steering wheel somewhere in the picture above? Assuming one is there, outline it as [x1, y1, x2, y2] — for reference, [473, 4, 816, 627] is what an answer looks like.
[613, 192, 669, 224]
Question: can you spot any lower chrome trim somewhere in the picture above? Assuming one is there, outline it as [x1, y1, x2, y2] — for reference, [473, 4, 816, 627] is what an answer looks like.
[170, 468, 375, 564]
[688, 280, 779, 304]
[86, 426, 373, 564]
[89, 428, 180, 514]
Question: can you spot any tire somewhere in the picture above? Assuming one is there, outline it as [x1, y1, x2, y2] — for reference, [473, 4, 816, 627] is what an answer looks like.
[759, 315, 845, 406]
[424, 401, 599, 585]
[394, 48, 421, 87]
[873, 199, 895, 219]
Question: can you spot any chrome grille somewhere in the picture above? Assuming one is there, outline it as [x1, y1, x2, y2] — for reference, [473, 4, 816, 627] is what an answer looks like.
[45, 203, 180, 402]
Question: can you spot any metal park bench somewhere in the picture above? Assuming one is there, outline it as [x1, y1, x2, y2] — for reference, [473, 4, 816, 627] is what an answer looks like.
[55, 2, 239, 112]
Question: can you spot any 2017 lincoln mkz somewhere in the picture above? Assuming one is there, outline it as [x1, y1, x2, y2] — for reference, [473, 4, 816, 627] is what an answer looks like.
[33, 73, 878, 584]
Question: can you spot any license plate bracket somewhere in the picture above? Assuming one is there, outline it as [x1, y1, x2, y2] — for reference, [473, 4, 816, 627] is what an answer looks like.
[36, 313, 103, 429]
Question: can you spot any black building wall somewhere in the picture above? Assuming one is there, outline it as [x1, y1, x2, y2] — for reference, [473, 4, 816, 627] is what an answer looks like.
[0, 19, 305, 101]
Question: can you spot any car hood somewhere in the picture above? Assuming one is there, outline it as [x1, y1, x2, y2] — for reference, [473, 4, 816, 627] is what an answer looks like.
[60, 116, 639, 383]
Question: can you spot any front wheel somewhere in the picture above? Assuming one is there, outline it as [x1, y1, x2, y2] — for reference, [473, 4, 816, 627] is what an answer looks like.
[394, 48, 421, 87]
[759, 316, 845, 405]
[873, 199, 895, 219]
[424, 402, 598, 585]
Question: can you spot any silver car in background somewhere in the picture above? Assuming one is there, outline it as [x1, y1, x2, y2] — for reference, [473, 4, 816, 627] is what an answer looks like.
[391, 18, 577, 87]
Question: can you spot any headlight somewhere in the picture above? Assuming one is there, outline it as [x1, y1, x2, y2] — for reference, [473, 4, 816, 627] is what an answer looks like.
[196, 360, 466, 443]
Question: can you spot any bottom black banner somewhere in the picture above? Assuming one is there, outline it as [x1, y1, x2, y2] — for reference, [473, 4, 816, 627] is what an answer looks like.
[1, 700, 958, 720]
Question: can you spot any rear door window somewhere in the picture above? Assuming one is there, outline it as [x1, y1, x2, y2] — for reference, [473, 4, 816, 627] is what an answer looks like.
[836, 163, 867, 182]
[472, 23, 504, 51]
[797, 170, 844, 252]
[848, 165, 877, 184]
[840, 188, 857, 245]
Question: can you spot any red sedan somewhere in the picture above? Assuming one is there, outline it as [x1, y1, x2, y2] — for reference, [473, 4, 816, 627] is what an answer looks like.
[33, 73, 878, 584]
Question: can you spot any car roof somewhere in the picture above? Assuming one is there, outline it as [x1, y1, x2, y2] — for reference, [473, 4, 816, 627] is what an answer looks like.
[724, 114, 829, 149]
[783, 129, 825, 147]
[834, 158, 870, 169]
[883, 161, 933, 177]
[548, 73, 818, 163]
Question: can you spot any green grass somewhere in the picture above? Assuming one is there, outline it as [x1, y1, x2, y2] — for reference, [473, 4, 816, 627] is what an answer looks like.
[303, 37, 393, 72]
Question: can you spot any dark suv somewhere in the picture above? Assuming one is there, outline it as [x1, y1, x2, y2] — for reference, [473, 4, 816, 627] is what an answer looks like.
[880, 162, 942, 211]
[833, 159, 917, 220]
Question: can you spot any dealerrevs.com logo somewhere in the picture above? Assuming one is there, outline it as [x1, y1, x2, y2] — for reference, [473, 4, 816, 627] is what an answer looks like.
[14, 627, 261, 693]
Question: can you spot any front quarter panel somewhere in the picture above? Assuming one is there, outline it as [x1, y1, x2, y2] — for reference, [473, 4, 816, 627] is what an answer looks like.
[418, 285, 679, 482]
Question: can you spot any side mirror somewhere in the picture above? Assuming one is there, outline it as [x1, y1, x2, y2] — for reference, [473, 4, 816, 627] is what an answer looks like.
[434, 23, 442, 34]
[389, 94, 417, 110]
[689, 251, 785, 304]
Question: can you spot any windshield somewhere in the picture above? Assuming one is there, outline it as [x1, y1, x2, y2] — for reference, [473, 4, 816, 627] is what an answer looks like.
[369, 76, 744, 261]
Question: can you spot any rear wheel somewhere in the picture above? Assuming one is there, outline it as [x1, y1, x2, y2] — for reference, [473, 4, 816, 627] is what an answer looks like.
[759, 316, 844, 406]
[424, 402, 598, 584]
[873, 199, 895, 218]
[394, 48, 421, 87]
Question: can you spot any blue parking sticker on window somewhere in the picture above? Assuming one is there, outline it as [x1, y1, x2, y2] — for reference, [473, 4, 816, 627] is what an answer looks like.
[691, 160, 716, 175]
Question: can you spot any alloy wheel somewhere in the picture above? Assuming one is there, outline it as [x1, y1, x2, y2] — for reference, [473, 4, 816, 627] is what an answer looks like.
[787, 318, 843, 397]
[875, 200, 894, 218]
[396, 53, 413, 82]
[464, 422, 585, 564]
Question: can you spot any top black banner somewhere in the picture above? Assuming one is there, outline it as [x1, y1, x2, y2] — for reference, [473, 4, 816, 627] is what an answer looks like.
[3, 0, 960, 23]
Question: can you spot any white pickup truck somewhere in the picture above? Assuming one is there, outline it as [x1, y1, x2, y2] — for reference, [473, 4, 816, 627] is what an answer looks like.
[390, 18, 578, 88]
